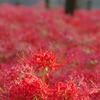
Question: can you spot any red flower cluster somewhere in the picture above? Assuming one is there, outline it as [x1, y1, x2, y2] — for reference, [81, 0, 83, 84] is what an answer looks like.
[30, 50, 61, 71]
[8, 76, 48, 100]
[0, 51, 78, 100]
[0, 4, 100, 100]
[54, 82, 78, 100]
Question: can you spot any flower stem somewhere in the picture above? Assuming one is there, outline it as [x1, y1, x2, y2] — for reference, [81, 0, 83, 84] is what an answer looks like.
[42, 67, 48, 84]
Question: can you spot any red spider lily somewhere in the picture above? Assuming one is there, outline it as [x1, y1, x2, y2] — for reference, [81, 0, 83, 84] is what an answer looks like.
[47, 82, 78, 100]
[8, 76, 48, 100]
[0, 3, 100, 100]
[29, 50, 61, 71]
[55, 82, 78, 100]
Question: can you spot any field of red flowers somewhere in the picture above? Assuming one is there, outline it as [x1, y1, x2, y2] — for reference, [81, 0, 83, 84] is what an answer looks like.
[0, 4, 100, 100]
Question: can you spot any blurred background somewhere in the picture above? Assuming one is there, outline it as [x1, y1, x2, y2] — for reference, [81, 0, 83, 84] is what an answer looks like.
[0, 0, 100, 69]
[0, 0, 100, 9]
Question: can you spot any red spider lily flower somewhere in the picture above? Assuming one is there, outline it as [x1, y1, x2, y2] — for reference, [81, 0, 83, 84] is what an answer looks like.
[8, 76, 48, 100]
[29, 50, 61, 71]
[55, 82, 78, 100]
[27, 50, 62, 83]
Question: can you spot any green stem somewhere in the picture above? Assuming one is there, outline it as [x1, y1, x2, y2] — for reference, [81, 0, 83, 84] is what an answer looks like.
[33, 97, 37, 100]
[42, 68, 46, 83]
[42, 67, 48, 84]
